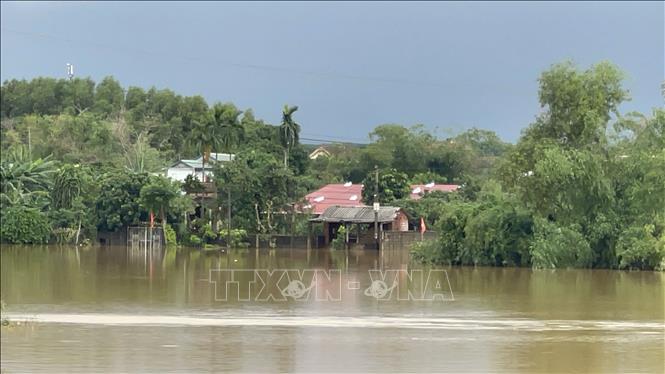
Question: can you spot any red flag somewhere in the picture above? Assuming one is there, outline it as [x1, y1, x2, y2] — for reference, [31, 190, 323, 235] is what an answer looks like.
[149, 211, 155, 228]
[420, 217, 426, 234]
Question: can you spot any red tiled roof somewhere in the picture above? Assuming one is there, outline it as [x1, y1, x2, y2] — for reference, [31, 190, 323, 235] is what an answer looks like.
[304, 183, 365, 214]
[409, 184, 459, 200]
[304, 182, 460, 215]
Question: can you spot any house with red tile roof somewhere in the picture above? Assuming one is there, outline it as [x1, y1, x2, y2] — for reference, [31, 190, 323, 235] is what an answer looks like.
[303, 183, 365, 214]
[409, 183, 460, 200]
[303, 182, 460, 215]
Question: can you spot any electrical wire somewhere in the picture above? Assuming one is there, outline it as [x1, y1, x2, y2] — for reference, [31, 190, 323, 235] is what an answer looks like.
[1, 27, 447, 89]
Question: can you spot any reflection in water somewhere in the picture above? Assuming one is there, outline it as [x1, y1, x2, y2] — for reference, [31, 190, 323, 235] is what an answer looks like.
[1, 245, 664, 373]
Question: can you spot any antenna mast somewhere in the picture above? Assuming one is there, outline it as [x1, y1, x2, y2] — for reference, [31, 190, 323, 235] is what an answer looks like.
[66, 63, 74, 80]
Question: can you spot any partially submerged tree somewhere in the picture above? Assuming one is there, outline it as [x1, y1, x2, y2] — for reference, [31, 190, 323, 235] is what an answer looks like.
[139, 176, 181, 230]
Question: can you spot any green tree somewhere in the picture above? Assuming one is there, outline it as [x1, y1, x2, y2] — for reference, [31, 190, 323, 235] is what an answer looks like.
[52, 164, 83, 209]
[1, 79, 32, 117]
[96, 172, 151, 231]
[60, 78, 95, 115]
[214, 149, 293, 235]
[139, 176, 180, 229]
[530, 219, 593, 269]
[29, 77, 60, 115]
[187, 112, 222, 182]
[0, 206, 51, 244]
[212, 103, 244, 152]
[361, 168, 410, 205]
[93, 76, 125, 117]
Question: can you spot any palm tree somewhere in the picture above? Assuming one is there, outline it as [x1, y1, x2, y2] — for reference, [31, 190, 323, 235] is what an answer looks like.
[212, 103, 245, 153]
[211, 103, 245, 245]
[279, 105, 300, 169]
[187, 113, 222, 183]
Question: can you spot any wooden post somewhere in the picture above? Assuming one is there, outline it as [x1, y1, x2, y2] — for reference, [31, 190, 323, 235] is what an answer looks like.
[307, 222, 311, 250]
[290, 205, 295, 248]
[378, 223, 383, 251]
[344, 223, 349, 249]
[227, 188, 232, 250]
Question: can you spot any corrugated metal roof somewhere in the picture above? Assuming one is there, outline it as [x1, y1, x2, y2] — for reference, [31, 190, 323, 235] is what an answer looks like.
[194, 153, 235, 163]
[177, 159, 202, 168]
[310, 206, 402, 223]
[169, 153, 235, 169]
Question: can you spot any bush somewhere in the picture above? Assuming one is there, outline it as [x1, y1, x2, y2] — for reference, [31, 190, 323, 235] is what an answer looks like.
[330, 226, 347, 250]
[164, 223, 177, 245]
[202, 223, 217, 243]
[0, 206, 51, 244]
[188, 234, 202, 246]
[434, 200, 478, 265]
[464, 202, 533, 267]
[410, 239, 443, 264]
[218, 228, 249, 248]
[530, 219, 593, 269]
[616, 223, 665, 270]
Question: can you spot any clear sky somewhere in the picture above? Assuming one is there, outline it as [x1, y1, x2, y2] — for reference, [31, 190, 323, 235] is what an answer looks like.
[1, 1, 663, 142]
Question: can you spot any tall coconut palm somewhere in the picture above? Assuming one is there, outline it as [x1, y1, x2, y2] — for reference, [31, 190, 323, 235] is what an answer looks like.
[279, 105, 300, 169]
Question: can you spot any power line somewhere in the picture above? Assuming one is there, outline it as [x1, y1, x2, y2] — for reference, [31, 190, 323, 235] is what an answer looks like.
[1, 27, 448, 89]
[300, 132, 369, 143]
[300, 137, 366, 145]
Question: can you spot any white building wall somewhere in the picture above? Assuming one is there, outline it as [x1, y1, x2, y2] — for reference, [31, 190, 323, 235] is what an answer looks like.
[167, 167, 196, 182]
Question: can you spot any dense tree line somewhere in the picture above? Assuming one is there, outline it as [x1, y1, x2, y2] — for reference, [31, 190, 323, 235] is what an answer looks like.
[1, 62, 662, 270]
[0, 74, 498, 245]
[411, 62, 664, 270]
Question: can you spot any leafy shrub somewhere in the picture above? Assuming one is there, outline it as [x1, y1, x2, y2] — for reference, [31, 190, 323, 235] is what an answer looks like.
[188, 234, 202, 246]
[464, 200, 533, 266]
[331, 225, 347, 250]
[616, 223, 665, 270]
[0, 206, 51, 244]
[410, 239, 443, 264]
[202, 223, 217, 243]
[434, 201, 478, 265]
[182, 174, 205, 194]
[164, 223, 177, 245]
[96, 172, 150, 231]
[530, 219, 593, 269]
[218, 228, 248, 248]
[51, 227, 77, 244]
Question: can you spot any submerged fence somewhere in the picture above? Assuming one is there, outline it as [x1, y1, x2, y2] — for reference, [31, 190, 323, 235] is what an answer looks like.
[382, 231, 438, 251]
[127, 226, 164, 250]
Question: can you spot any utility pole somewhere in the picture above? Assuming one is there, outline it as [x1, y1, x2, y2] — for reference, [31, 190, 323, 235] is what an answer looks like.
[227, 187, 232, 250]
[27, 126, 32, 160]
[373, 165, 380, 250]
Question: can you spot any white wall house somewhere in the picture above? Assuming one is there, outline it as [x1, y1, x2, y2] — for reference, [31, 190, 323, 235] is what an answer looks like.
[166, 153, 234, 182]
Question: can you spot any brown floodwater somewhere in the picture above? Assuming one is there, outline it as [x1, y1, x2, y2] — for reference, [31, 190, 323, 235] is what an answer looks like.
[1, 245, 663, 373]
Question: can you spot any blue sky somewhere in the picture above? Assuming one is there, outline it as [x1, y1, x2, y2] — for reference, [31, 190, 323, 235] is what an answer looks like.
[1, 1, 663, 142]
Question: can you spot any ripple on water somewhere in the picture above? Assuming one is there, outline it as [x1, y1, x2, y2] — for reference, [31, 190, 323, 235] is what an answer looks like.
[5, 313, 664, 336]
